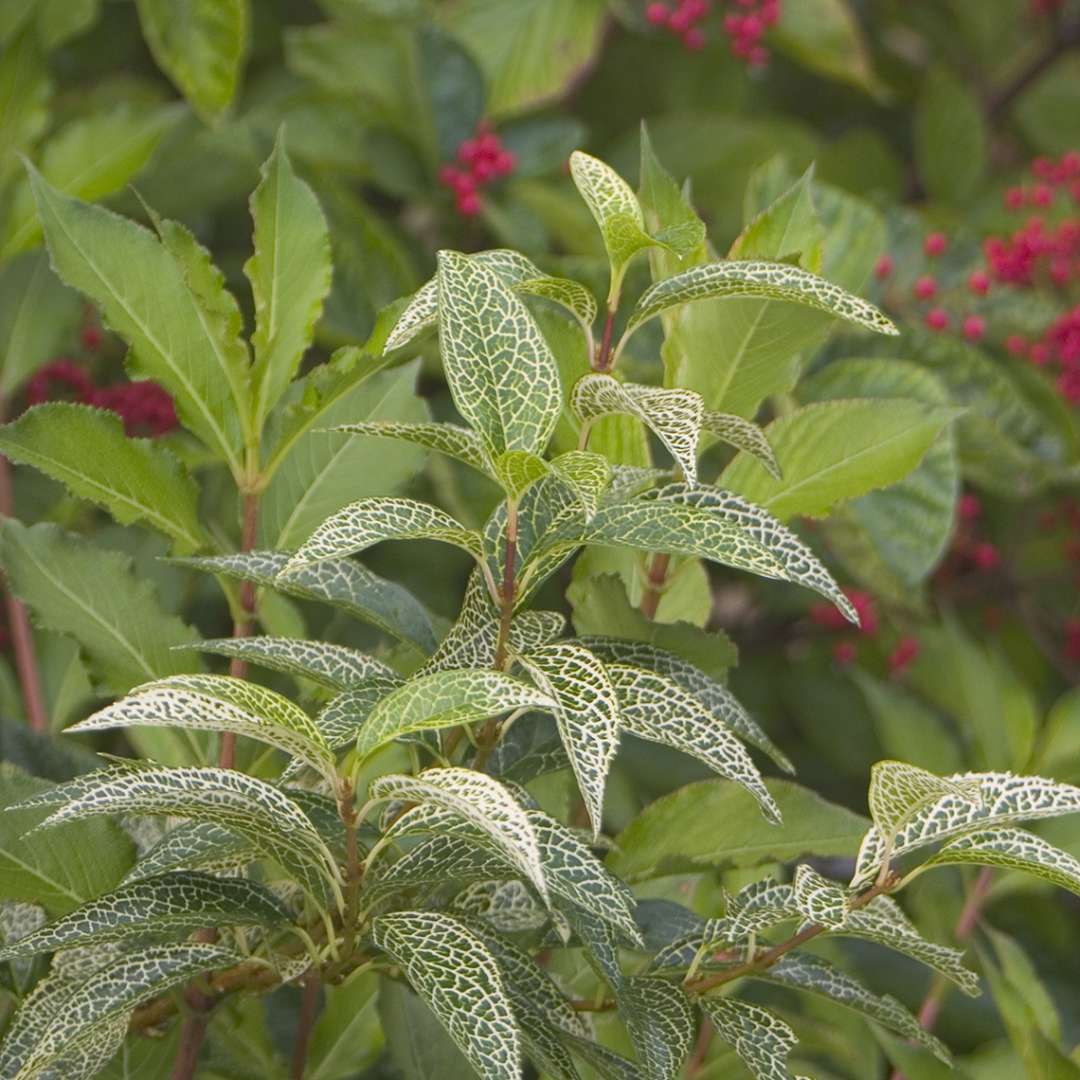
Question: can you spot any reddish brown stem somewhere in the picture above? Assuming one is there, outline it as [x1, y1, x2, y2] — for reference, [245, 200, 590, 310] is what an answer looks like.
[639, 552, 671, 621]
[290, 975, 321, 1080]
[169, 1012, 210, 1080]
[593, 308, 617, 372]
[0, 400, 49, 733]
[686, 1017, 714, 1078]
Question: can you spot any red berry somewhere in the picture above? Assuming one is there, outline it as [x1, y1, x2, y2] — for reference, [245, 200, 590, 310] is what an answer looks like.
[925, 308, 950, 331]
[747, 44, 769, 66]
[968, 269, 990, 295]
[1031, 183, 1054, 207]
[477, 132, 501, 157]
[493, 150, 516, 176]
[25, 358, 94, 406]
[810, 602, 848, 632]
[913, 275, 937, 301]
[438, 164, 461, 187]
[457, 191, 482, 217]
[1006, 333, 1028, 356]
[963, 314, 986, 341]
[1005, 187, 1026, 210]
[971, 542, 1001, 571]
[874, 254, 894, 280]
[888, 636, 920, 675]
[683, 26, 706, 49]
[80, 325, 103, 350]
[457, 139, 480, 165]
[959, 493, 982, 520]
[833, 640, 858, 666]
[1030, 342, 1051, 366]
[645, 2, 670, 24]
[924, 232, 948, 257]
[472, 158, 496, 183]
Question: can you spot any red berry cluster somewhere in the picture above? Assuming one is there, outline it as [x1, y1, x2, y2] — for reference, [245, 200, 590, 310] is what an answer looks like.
[439, 124, 516, 218]
[26, 358, 177, 437]
[809, 587, 921, 674]
[645, 0, 780, 63]
[937, 492, 1002, 577]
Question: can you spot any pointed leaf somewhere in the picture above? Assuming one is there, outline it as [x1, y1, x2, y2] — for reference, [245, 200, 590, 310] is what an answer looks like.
[332, 420, 488, 471]
[573, 375, 703, 484]
[436, 249, 561, 459]
[493, 449, 552, 502]
[309, 677, 402, 751]
[620, 977, 695, 1080]
[0, 403, 205, 552]
[700, 998, 798, 1080]
[517, 643, 620, 838]
[867, 760, 983, 844]
[364, 834, 513, 905]
[791, 864, 848, 929]
[702, 411, 781, 481]
[246, 132, 332, 424]
[372, 911, 521, 1080]
[550, 451, 610, 519]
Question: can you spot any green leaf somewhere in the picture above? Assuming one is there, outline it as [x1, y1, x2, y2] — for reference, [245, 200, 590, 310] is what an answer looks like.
[700, 997, 798, 1080]
[606, 663, 780, 824]
[719, 399, 959, 522]
[573, 375, 703, 484]
[638, 121, 707, 260]
[0, 764, 135, 917]
[25, 167, 249, 471]
[246, 131, 332, 425]
[307, 971, 382, 1080]
[283, 497, 483, 571]
[356, 669, 556, 759]
[914, 65, 987, 205]
[0, 27, 48, 186]
[867, 760, 982, 843]
[135, 0, 248, 122]
[0, 942, 238, 1079]
[851, 772, 1080, 889]
[436, 249, 561, 460]
[68, 674, 335, 778]
[516, 642, 621, 838]
[373, 911, 521, 1080]
[379, 980, 476, 1080]
[3, 103, 181, 256]
[701, 411, 781, 480]
[620, 977, 695, 1080]
[1014, 53, 1080, 155]
[0, 521, 201, 697]
[0, 871, 288, 960]
[180, 550, 437, 654]
[0, 250, 81, 397]
[0, 404, 205, 551]
[730, 166, 823, 270]
[33, 766, 340, 898]
[188, 636, 396, 691]
[609, 778, 869, 883]
[570, 151, 658, 290]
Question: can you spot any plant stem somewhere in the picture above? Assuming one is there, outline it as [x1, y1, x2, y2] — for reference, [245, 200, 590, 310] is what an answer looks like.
[987, 20, 1080, 119]
[170, 1011, 210, 1080]
[639, 552, 671, 621]
[593, 307, 617, 372]
[686, 1017, 714, 1078]
[290, 975, 321, 1080]
[888, 867, 993, 1080]
[0, 397, 48, 733]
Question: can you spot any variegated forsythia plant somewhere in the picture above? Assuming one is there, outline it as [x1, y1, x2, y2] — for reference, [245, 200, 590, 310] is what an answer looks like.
[3, 136, 1080, 1080]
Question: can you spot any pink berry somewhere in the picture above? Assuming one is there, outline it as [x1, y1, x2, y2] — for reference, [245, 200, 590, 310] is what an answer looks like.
[682, 0, 709, 19]
[493, 150, 516, 176]
[1030, 342, 1051, 366]
[1006, 333, 1028, 356]
[972, 542, 1000, 571]
[924, 232, 948, 257]
[968, 269, 990, 295]
[959, 493, 982, 520]
[457, 139, 479, 165]
[81, 325, 103, 350]
[913, 275, 937, 300]
[833, 640, 857, 666]
[747, 44, 769, 66]
[1005, 187, 1026, 210]
[669, 6, 693, 31]
[874, 254, 894, 280]
[683, 26, 706, 49]
[925, 308, 950, 331]
[888, 636, 920, 675]
[457, 191, 482, 217]
[472, 158, 496, 183]
[1031, 183, 1054, 207]
[645, 2, 670, 24]
[963, 314, 986, 341]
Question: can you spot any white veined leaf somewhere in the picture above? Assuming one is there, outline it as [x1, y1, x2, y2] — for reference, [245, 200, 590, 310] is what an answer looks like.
[383, 249, 596, 354]
[550, 451, 611, 519]
[33, 767, 340, 898]
[517, 643, 620, 840]
[726, 878, 799, 938]
[179, 549, 437, 654]
[569, 151, 658, 285]
[372, 911, 521, 1080]
[700, 997, 798, 1080]
[437, 249, 561, 460]
[310, 676, 402, 751]
[620, 977, 696, 1080]
[575, 637, 792, 773]
[283, 497, 483, 573]
[184, 636, 397, 690]
[573, 374, 703, 485]
[356, 669, 557, 759]
[0, 942, 238, 1079]
[331, 419, 489, 471]
[759, 953, 950, 1064]
[581, 484, 859, 623]
[452, 880, 550, 935]
[492, 449, 552, 502]
[791, 864, 848, 929]
[606, 663, 781, 824]
[67, 675, 334, 778]
[867, 760, 984, 843]
[622, 259, 898, 344]
[830, 895, 980, 996]
[370, 769, 548, 903]
[920, 826, 1080, 898]
[563, 1033, 646, 1080]
[0, 872, 289, 961]
[702, 410, 781, 481]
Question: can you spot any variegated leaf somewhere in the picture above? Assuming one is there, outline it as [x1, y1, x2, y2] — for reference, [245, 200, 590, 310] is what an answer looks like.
[34, 768, 340, 898]
[437, 249, 561, 459]
[358, 669, 556, 759]
[791, 865, 848, 930]
[606, 664, 781, 824]
[727, 878, 799, 938]
[364, 833, 507, 904]
[384, 249, 596, 354]
[283, 497, 483, 573]
[564, 1034, 646, 1080]
[582, 484, 859, 623]
[620, 977, 696, 1080]
[68, 675, 334, 777]
[0, 942, 238, 1079]
[868, 760, 983, 844]
[702, 411, 781, 481]
[576, 638, 791, 772]
[0, 872, 289, 960]
[623, 260, 898, 343]
[759, 953, 950, 1063]
[921, 826, 1080, 898]
[371, 770, 548, 903]
[331, 419, 489, 471]
[372, 911, 521, 1080]
[700, 997, 798, 1080]
[185, 636, 397, 690]
[550, 451, 611, 519]
[569, 152, 658, 285]
[311, 676, 402, 751]
[516, 643, 621, 839]
[573, 374, 703, 484]
[179, 550, 437, 654]
[453, 881, 550, 935]
[493, 449, 552, 502]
